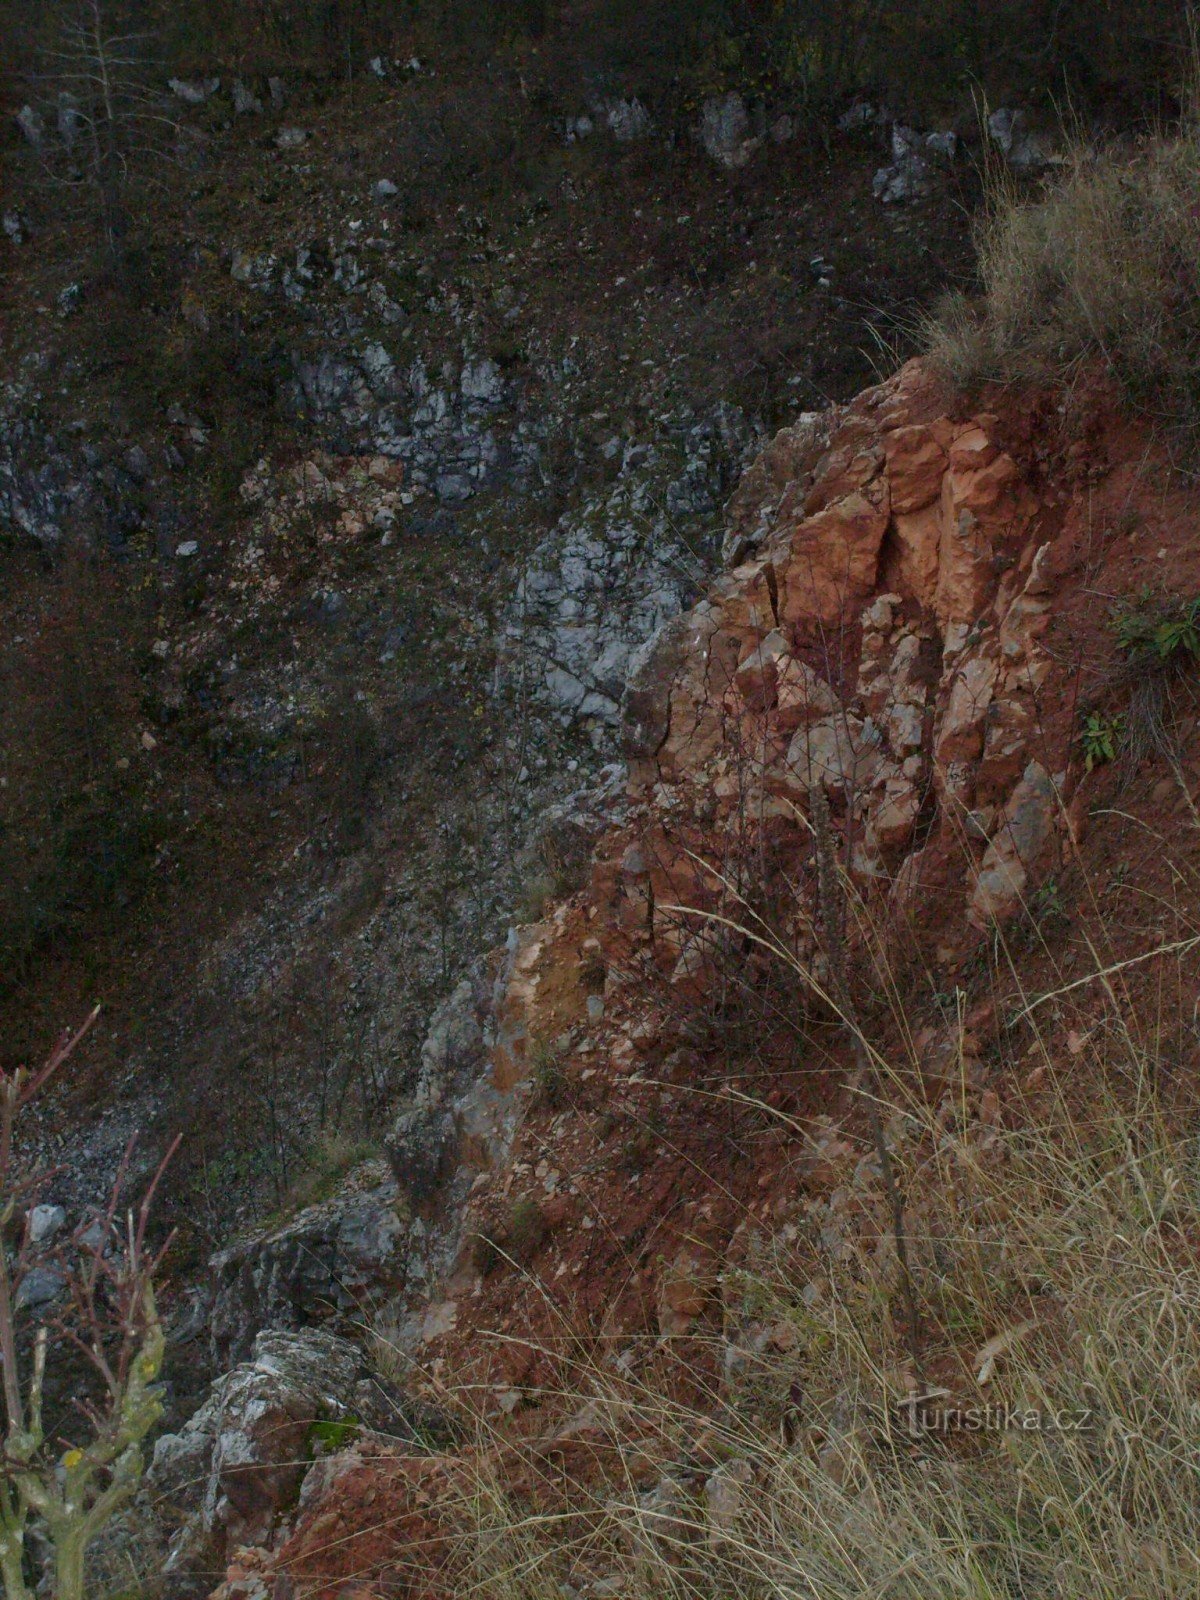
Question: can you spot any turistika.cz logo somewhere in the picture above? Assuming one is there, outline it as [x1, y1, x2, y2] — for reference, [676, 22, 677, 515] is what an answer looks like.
[896, 1397, 1093, 1436]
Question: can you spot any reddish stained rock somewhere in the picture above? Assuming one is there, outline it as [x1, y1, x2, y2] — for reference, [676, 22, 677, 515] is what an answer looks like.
[873, 771, 923, 849]
[888, 504, 942, 609]
[883, 424, 950, 514]
[724, 410, 832, 564]
[947, 424, 999, 474]
[778, 482, 891, 630]
[774, 655, 841, 732]
[259, 1448, 473, 1600]
[732, 629, 791, 711]
[935, 451, 1036, 628]
[657, 1236, 721, 1335]
[934, 651, 999, 768]
[786, 713, 884, 798]
[212, 356, 1200, 1600]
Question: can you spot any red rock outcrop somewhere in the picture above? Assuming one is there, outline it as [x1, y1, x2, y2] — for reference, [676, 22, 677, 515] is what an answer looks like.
[618, 358, 1074, 975]
[206, 360, 1200, 1599]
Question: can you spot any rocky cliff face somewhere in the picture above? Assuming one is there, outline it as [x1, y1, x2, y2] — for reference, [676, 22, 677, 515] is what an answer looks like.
[193, 357, 1200, 1597]
[617, 357, 1073, 948]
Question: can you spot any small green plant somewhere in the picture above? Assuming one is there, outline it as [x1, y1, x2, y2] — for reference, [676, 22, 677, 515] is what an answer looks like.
[1103, 594, 1200, 772]
[1114, 596, 1200, 662]
[1031, 875, 1067, 924]
[307, 1416, 360, 1457]
[1080, 711, 1122, 770]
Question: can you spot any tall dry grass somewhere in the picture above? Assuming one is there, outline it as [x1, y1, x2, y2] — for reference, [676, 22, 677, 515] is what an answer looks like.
[357, 602, 1200, 1600]
[371, 854, 1200, 1600]
[462, 1104, 1199, 1591]
[927, 107, 1200, 445]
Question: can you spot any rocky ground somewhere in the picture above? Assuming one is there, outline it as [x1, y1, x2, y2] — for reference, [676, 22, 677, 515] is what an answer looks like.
[178, 360, 1200, 1600]
[7, 35, 1193, 1600]
[0, 68, 984, 1269]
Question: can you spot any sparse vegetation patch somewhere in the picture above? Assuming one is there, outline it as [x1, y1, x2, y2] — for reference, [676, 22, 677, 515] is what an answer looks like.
[928, 109, 1200, 447]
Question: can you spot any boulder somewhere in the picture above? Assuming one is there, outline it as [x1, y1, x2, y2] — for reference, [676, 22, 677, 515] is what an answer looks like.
[698, 93, 759, 170]
[872, 126, 932, 204]
[732, 629, 791, 710]
[384, 974, 489, 1212]
[150, 1329, 363, 1584]
[724, 410, 831, 567]
[604, 98, 652, 142]
[209, 1169, 407, 1366]
[873, 770, 923, 849]
[386, 1107, 459, 1212]
[15, 1264, 66, 1311]
[15, 106, 45, 147]
[657, 1237, 719, 1335]
[169, 78, 219, 105]
[461, 358, 504, 406]
[934, 651, 999, 767]
[705, 1459, 754, 1547]
[935, 442, 1034, 628]
[890, 505, 942, 610]
[969, 761, 1057, 926]
[988, 107, 1049, 172]
[27, 1203, 66, 1244]
[838, 101, 880, 133]
[56, 92, 81, 151]
[774, 657, 842, 732]
[778, 482, 891, 629]
[507, 499, 694, 725]
[786, 714, 884, 798]
[882, 424, 948, 514]
[231, 79, 263, 115]
[621, 613, 690, 765]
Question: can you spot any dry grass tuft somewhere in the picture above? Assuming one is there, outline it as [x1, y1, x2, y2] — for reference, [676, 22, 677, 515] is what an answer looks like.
[447, 1053, 1200, 1597]
[417, 853, 1200, 1600]
[927, 112, 1200, 446]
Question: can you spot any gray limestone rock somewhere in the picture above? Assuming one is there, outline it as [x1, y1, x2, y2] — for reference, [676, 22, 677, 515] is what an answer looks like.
[384, 973, 489, 1214]
[169, 78, 220, 105]
[698, 93, 759, 170]
[988, 107, 1050, 172]
[873, 125, 933, 204]
[150, 1329, 363, 1580]
[501, 404, 756, 729]
[461, 358, 504, 407]
[386, 1107, 459, 1210]
[15, 1264, 66, 1311]
[208, 1169, 407, 1366]
[604, 98, 652, 142]
[27, 1203, 66, 1245]
[232, 79, 263, 115]
[16, 105, 45, 147]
